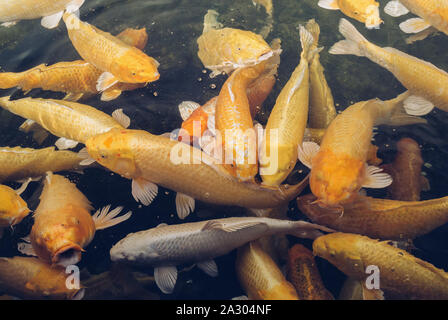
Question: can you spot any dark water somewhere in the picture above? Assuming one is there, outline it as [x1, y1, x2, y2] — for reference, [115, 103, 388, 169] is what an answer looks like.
[0, 0, 448, 300]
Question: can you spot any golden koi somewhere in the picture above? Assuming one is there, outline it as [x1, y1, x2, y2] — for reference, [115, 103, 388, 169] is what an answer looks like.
[298, 93, 425, 208]
[305, 20, 337, 129]
[0, 256, 85, 300]
[259, 26, 314, 187]
[0, 28, 149, 102]
[0, 182, 31, 234]
[381, 137, 429, 201]
[313, 233, 448, 299]
[84, 128, 310, 219]
[287, 244, 334, 300]
[330, 18, 448, 115]
[0, 146, 83, 182]
[197, 10, 276, 77]
[298, 193, 448, 240]
[28, 173, 131, 267]
[0, 96, 129, 149]
[236, 241, 299, 300]
[384, 0, 448, 36]
[63, 12, 159, 91]
[318, 0, 382, 29]
[215, 64, 266, 182]
[0, 0, 84, 29]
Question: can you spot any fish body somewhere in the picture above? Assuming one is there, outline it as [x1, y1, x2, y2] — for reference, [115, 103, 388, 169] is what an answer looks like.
[197, 10, 275, 77]
[318, 0, 382, 29]
[0, 184, 30, 227]
[0, 28, 148, 101]
[381, 138, 428, 201]
[0, 256, 84, 300]
[306, 20, 337, 129]
[259, 26, 314, 187]
[299, 93, 425, 208]
[63, 13, 159, 88]
[384, 0, 448, 35]
[215, 65, 265, 181]
[287, 244, 334, 300]
[236, 241, 299, 300]
[298, 193, 448, 240]
[85, 128, 309, 209]
[30, 173, 131, 267]
[0, 97, 125, 145]
[330, 18, 448, 114]
[0, 0, 84, 28]
[313, 233, 448, 299]
[0, 146, 82, 182]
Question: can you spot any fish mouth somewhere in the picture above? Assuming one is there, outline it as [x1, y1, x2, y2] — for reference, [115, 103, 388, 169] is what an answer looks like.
[52, 244, 84, 267]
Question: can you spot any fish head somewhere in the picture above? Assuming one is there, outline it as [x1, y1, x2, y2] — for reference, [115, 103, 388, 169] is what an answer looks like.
[0, 185, 31, 227]
[260, 144, 297, 187]
[344, 1, 382, 29]
[110, 232, 161, 264]
[86, 129, 138, 179]
[312, 233, 365, 274]
[112, 51, 160, 84]
[310, 151, 364, 207]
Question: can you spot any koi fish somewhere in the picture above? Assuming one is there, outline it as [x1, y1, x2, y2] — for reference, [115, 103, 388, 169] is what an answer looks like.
[287, 244, 334, 300]
[0, 180, 31, 238]
[0, 146, 83, 182]
[63, 12, 159, 91]
[330, 18, 448, 115]
[259, 26, 314, 187]
[306, 19, 337, 129]
[84, 128, 311, 219]
[381, 137, 430, 201]
[384, 0, 448, 36]
[197, 10, 277, 77]
[313, 233, 448, 299]
[318, 0, 382, 29]
[236, 240, 299, 300]
[215, 64, 266, 182]
[0, 96, 130, 150]
[110, 216, 333, 294]
[24, 173, 131, 267]
[0, 256, 84, 300]
[0, 0, 84, 29]
[297, 193, 448, 240]
[0, 28, 149, 102]
[298, 92, 425, 208]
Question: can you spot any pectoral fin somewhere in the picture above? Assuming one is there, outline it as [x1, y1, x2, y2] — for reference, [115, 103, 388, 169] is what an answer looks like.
[362, 166, 393, 189]
[175, 193, 195, 219]
[55, 137, 79, 150]
[101, 88, 122, 101]
[297, 141, 320, 169]
[318, 0, 339, 10]
[112, 108, 131, 128]
[178, 101, 200, 121]
[400, 18, 431, 34]
[197, 260, 218, 277]
[17, 237, 38, 257]
[384, 1, 409, 17]
[92, 205, 132, 230]
[154, 266, 178, 294]
[97, 72, 119, 92]
[131, 178, 158, 206]
[1, 21, 17, 27]
[78, 147, 96, 166]
[63, 92, 84, 102]
[41, 11, 64, 29]
[403, 95, 434, 116]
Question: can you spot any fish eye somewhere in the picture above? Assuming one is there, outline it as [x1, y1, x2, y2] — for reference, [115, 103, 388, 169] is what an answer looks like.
[100, 154, 106, 159]
[354, 11, 359, 15]
[132, 72, 136, 76]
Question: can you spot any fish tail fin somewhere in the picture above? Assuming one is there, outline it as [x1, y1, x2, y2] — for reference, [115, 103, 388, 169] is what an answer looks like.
[299, 25, 315, 62]
[290, 220, 335, 239]
[0, 72, 22, 89]
[92, 205, 132, 230]
[379, 91, 428, 126]
[329, 18, 368, 57]
[305, 19, 320, 48]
